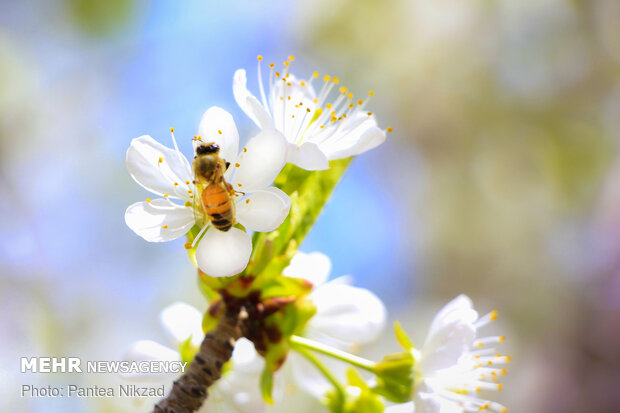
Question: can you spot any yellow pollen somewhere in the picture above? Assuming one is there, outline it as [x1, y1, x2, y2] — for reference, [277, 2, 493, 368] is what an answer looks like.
[497, 384, 504, 391]
[357, 99, 363, 105]
[170, 127, 175, 132]
[474, 355, 480, 359]
[163, 194, 169, 198]
[339, 86, 348, 94]
[287, 82, 292, 86]
[158, 157, 163, 163]
[185, 180, 190, 184]
[174, 182, 178, 186]
[367, 112, 373, 116]
[454, 389, 469, 395]
[287, 96, 291, 100]
[162, 225, 168, 229]
[488, 361, 493, 365]
[184, 242, 192, 249]
[188, 190, 192, 194]
[347, 92, 353, 99]
[257, 55, 263, 61]
[326, 103, 332, 109]
[476, 341, 483, 348]
[343, 113, 347, 118]
[491, 310, 498, 321]
[323, 75, 331, 82]
[300, 81, 306, 86]
[189, 195, 194, 199]
[146, 198, 151, 203]
[243, 147, 247, 153]
[237, 183, 242, 187]
[320, 125, 324, 128]
[478, 407, 484, 411]
[500, 368, 507, 375]
[499, 336, 505, 342]
[387, 127, 394, 132]
[284, 61, 290, 67]
[501, 409, 509, 413]
[288, 55, 295, 61]
[368, 90, 375, 96]
[184, 201, 191, 207]
[505, 355, 512, 363]
[491, 371, 497, 376]
[275, 71, 280, 77]
[306, 108, 311, 112]
[218, 130, 222, 134]
[245, 199, 250, 204]
[332, 77, 339, 84]
[475, 387, 481, 393]
[349, 103, 354, 108]
[313, 71, 319, 78]
[313, 98, 318, 103]
[235, 163, 240, 167]
[269, 63, 275, 68]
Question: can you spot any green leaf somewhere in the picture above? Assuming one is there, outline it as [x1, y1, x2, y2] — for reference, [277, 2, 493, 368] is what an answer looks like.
[394, 321, 414, 350]
[177, 337, 199, 365]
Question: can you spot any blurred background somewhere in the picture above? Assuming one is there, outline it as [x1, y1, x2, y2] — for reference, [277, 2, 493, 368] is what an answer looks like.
[2, 0, 620, 411]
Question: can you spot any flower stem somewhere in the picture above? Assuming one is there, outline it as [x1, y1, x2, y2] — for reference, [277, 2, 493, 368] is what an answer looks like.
[293, 345, 346, 408]
[290, 335, 377, 373]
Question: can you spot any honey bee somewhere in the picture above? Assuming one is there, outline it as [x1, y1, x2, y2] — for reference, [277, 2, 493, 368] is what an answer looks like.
[192, 142, 235, 232]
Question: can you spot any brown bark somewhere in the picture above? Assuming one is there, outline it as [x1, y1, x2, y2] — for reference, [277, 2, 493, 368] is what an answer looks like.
[153, 307, 244, 413]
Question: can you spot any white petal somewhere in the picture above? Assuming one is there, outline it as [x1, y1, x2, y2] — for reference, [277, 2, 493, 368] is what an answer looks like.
[160, 302, 204, 347]
[197, 106, 240, 162]
[231, 129, 287, 192]
[125, 199, 195, 242]
[426, 295, 477, 340]
[233, 69, 270, 129]
[231, 338, 263, 373]
[195, 227, 252, 277]
[235, 188, 290, 232]
[122, 340, 180, 381]
[126, 135, 193, 198]
[246, 95, 274, 129]
[307, 283, 387, 346]
[283, 251, 332, 287]
[288, 142, 329, 170]
[418, 321, 476, 373]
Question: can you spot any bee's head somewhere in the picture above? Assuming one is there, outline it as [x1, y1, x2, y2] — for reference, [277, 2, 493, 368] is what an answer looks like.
[196, 142, 220, 155]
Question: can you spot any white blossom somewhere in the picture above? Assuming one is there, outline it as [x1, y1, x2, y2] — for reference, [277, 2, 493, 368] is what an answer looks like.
[124, 107, 291, 277]
[281, 251, 387, 398]
[123, 302, 265, 413]
[388, 295, 510, 413]
[233, 56, 389, 170]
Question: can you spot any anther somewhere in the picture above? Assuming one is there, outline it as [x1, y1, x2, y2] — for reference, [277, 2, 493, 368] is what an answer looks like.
[243, 147, 247, 152]
[237, 183, 242, 187]
[164, 194, 169, 197]
[368, 90, 375, 96]
[218, 130, 222, 135]
[367, 112, 373, 116]
[275, 71, 280, 77]
[332, 76, 339, 84]
[288, 55, 295, 61]
[257, 55, 263, 61]
[174, 182, 179, 186]
[313, 72, 319, 78]
[387, 127, 394, 132]
[185, 201, 191, 207]
[162, 225, 168, 229]
[284, 61, 290, 67]
[158, 157, 163, 163]
[269, 63, 275, 68]
[323, 75, 331, 82]
[340, 86, 348, 94]
[185, 180, 190, 184]
[347, 92, 354, 99]
[188, 190, 192, 194]
[235, 163, 240, 167]
[300, 81, 306, 86]
[184, 242, 192, 249]
[170, 127, 175, 132]
[146, 198, 152, 203]
[490, 310, 498, 321]
[246, 199, 250, 204]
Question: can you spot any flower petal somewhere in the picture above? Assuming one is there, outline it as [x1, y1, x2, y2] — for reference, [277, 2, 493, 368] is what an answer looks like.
[426, 295, 478, 341]
[283, 251, 332, 287]
[160, 302, 204, 347]
[233, 69, 270, 129]
[289, 351, 347, 398]
[231, 129, 287, 192]
[236, 188, 290, 232]
[246, 95, 274, 130]
[126, 135, 193, 198]
[317, 115, 386, 161]
[197, 106, 240, 162]
[288, 142, 329, 170]
[419, 321, 476, 373]
[195, 227, 252, 277]
[125, 199, 195, 242]
[307, 283, 387, 347]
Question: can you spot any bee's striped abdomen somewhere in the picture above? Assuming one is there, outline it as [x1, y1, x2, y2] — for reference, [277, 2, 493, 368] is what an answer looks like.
[201, 184, 234, 232]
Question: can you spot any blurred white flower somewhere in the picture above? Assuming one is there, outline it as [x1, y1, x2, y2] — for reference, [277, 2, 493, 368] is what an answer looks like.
[233, 56, 389, 170]
[388, 295, 509, 413]
[124, 107, 291, 277]
[124, 302, 265, 413]
[281, 251, 387, 398]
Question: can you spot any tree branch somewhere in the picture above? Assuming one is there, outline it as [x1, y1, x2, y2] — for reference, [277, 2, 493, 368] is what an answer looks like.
[153, 306, 244, 413]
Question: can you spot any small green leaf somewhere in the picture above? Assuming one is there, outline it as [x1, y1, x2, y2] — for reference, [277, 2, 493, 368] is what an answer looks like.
[177, 337, 199, 365]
